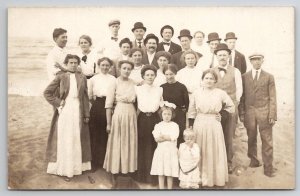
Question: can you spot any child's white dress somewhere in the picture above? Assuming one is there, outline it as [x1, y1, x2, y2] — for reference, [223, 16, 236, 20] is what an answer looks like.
[150, 121, 179, 177]
[178, 143, 201, 188]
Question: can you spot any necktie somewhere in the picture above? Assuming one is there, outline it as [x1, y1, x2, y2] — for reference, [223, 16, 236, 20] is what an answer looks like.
[163, 42, 170, 46]
[111, 37, 118, 41]
[218, 67, 226, 78]
[253, 70, 258, 86]
[138, 41, 142, 48]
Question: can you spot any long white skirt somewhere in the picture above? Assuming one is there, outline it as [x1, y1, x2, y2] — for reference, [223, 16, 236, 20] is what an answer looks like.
[47, 95, 91, 178]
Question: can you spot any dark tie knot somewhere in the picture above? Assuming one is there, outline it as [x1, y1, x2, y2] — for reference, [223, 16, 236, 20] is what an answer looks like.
[81, 55, 87, 63]
[111, 37, 118, 41]
[218, 67, 227, 73]
[163, 42, 170, 46]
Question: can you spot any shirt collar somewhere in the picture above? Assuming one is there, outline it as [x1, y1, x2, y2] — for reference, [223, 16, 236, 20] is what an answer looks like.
[252, 68, 262, 74]
[54, 45, 64, 51]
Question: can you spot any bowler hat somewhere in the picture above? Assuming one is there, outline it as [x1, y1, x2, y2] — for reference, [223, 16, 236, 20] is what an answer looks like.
[108, 19, 120, 27]
[248, 53, 264, 60]
[214, 43, 231, 55]
[155, 51, 172, 62]
[177, 29, 193, 40]
[207, 32, 221, 43]
[143, 33, 159, 45]
[224, 32, 238, 41]
[132, 22, 147, 32]
[160, 25, 174, 37]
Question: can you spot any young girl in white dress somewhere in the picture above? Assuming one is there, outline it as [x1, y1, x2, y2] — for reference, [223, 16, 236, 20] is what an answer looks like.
[150, 101, 179, 189]
[178, 129, 201, 189]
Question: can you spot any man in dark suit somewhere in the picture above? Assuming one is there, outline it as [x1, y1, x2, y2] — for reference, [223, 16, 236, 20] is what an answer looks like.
[212, 43, 243, 174]
[170, 29, 202, 70]
[225, 32, 247, 74]
[131, 22, 147, 49]
[141, 33, 159, 68]
[239, 53, 277, 177]
[157, 25, 182, 55]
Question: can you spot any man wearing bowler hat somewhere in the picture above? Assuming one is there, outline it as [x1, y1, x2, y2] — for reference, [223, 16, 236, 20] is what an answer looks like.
[157, 25, 182, 55]
[170, 29, 202, 70]
[131, 22, 147, 49]
[225, 32, 247, 74]
[239, 53, 277, 177]
[141, 33, 159, 68]
[212, 43, 243, 174]
[201, 32, 221, 68]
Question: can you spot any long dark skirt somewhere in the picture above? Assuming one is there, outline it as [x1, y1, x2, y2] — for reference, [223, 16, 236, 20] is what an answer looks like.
[89, 97, 107, 170]
[173, 107, 186, 147]
[135, 111, 160, 184]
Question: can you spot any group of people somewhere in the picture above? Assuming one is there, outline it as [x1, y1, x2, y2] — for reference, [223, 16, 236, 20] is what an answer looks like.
[43, 19, 277, 189]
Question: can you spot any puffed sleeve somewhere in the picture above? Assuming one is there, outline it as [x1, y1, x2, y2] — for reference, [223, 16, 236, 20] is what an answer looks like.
[152, 123, 161, 139]
[170, 123, 180, 141]
[221, 89, 235, 113]
[105, 79, 117, 109]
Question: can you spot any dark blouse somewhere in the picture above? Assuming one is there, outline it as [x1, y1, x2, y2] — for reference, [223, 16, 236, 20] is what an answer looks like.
[161, 81, 189, 110]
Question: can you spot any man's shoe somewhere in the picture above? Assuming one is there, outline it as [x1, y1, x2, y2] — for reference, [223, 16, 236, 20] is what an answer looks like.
[264, 170, 276, 177]
[249, 161, 262, 168]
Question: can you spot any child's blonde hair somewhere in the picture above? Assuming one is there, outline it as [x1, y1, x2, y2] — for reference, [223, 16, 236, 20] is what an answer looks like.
[183, 129, 196, 140]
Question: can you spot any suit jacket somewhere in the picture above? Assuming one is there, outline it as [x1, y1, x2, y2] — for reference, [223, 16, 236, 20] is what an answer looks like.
[43, 72, 91, 162]
[157, 41, 182, 55]
[141, 50, 159, 68]
[233, 50, 247, 74]
[239, 70, 277, 129]
[132, 40, 146, 50]
[171, 50, 203, 70]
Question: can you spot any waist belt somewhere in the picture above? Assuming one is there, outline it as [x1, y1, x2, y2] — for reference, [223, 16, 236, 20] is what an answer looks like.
[179, 164, 198, 175]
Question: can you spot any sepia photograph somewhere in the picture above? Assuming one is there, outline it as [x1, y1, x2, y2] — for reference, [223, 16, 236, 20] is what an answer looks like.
[7, 7, 295, 190]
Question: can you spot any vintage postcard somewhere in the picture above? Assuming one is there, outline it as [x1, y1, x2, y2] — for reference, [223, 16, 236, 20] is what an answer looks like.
[7, 7, 295, 190]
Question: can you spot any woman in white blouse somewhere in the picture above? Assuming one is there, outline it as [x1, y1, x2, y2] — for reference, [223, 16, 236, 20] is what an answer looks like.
[135, 65, 163, 184]
[153, 51, 170, 87]
[128, 48, 145, 85]
[77, 35, 97, 79]
[88, 57, 116, 172]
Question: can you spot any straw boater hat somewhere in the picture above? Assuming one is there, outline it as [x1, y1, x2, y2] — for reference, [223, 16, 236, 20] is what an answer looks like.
[214, 43, 231, 55]
[224, 32, 238, 41]
[207, 32, 221, 43]
[131, 22, 147, 32]
[108, 19, 120, 26]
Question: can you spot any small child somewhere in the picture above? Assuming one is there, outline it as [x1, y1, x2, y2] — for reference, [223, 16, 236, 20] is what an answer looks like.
[178, 129, 201, 189]
[150, 101, 179, 189]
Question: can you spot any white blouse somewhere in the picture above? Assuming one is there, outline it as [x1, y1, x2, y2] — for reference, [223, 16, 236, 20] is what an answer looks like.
[135, 83, 163, 113]
[152, 121, 179, 142]
[129, 65, 144, 85]
[88, 72, 116, 100]
[77, 49, 97, 76]
[176, 66, 203, 94]
[153, 70, 166, 87]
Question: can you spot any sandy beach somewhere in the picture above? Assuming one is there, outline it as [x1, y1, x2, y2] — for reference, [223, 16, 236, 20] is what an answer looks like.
[7, 94, 295, 190]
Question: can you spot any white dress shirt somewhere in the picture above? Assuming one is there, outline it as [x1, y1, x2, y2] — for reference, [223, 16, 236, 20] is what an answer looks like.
[228, 49, 236, 66]
[97, 36, 120, 61]
[251, 68, 262, 80]
[88, 72, 116, 100]
[162, 40, 171, 52]
[46, 45, 67, 81]
[147, 51, 155, 65]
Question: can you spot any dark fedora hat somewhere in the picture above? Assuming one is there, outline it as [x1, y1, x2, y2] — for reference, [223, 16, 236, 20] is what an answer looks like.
[207, 32, 221, 43]
[131, 22, 147, 32]
[177, 29, 193, 40]
[143, 33, 159, 45]
[160, 25, 174, 37]
[214, 43, 231, 55]
[224, 32, 238, 41]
